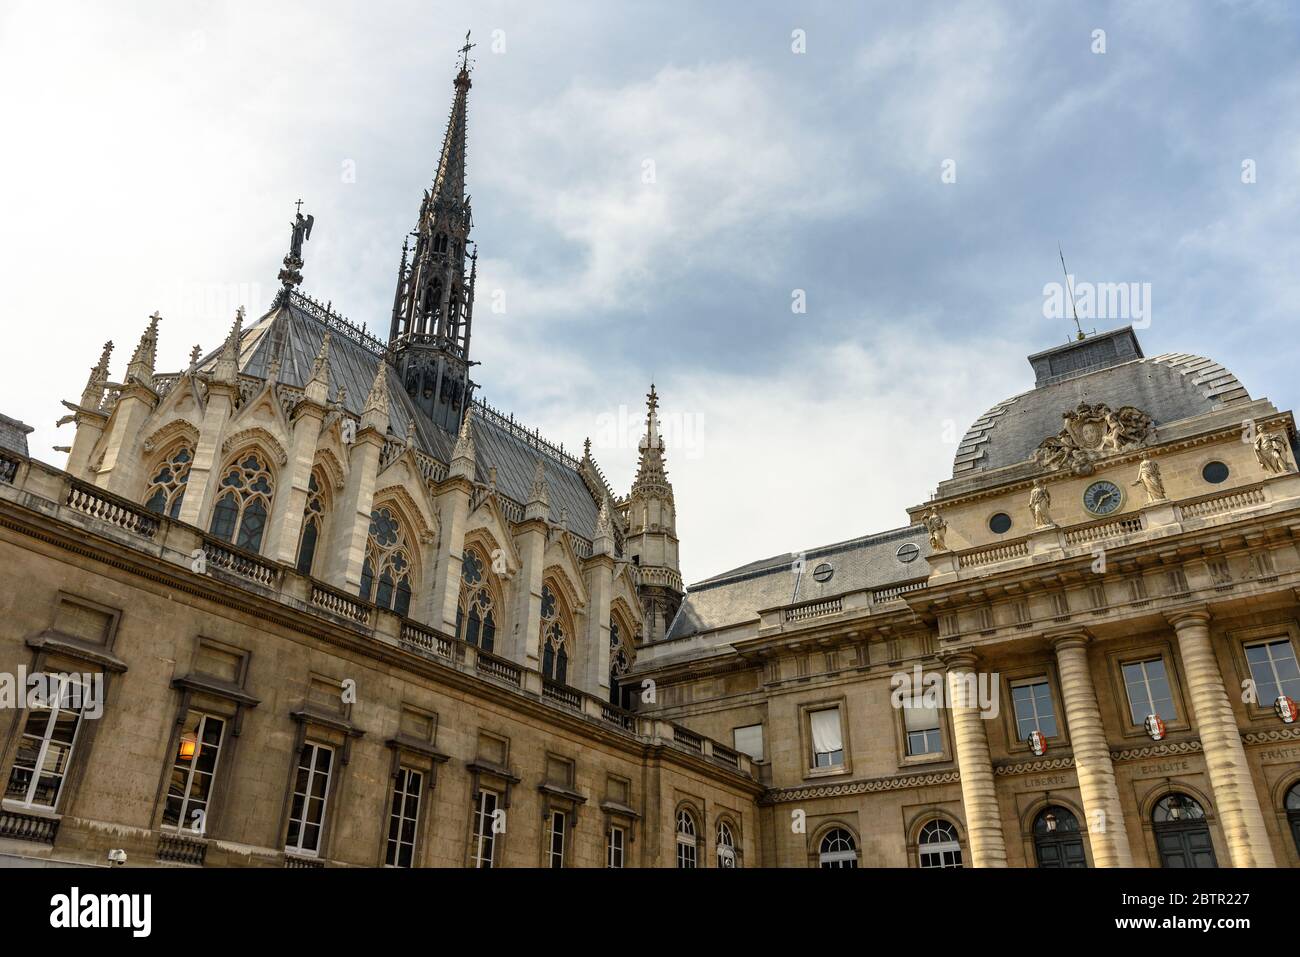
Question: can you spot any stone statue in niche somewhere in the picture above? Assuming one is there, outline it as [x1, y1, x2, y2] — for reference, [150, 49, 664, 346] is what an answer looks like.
[923, 509, 947, 551]
[1132, 452, 1166, 503]
[1029, 480, 1054, 527]
[1254, 430, 1292, 474]
[1033, 401, 1154, 475]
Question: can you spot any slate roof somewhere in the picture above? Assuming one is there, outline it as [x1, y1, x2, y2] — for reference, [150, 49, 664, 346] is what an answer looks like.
[0, 414, 33, 458]
[665, 525, 931, 641]
[194, 291, 601, 541]
[952, 328, 1252, 477]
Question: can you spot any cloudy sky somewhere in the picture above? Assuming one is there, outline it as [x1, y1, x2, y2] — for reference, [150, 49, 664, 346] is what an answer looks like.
[2, 0, 1297, 583]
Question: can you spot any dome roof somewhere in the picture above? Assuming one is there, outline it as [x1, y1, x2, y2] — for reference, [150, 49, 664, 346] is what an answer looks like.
[952, 327, 1251, 477]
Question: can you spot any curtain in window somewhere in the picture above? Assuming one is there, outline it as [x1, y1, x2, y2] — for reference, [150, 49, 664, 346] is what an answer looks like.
[810, 708, 843, 755]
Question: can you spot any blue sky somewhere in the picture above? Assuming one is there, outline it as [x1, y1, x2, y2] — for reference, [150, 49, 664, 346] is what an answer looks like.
[2, 0, 1297, 582]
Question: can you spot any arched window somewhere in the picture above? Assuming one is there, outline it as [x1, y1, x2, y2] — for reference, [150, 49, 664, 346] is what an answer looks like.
[1033, 805, 1087, 868]
[143, 445, 192, 519]
[209, 452, 274, 553]
[295, 471, 327, 576]
[1151, 793, 1216, 868]
[716, 820, 738, 868]
[540, 582, 570, 684]
[918, 820, 963, 868]
[818, 828, 858, 868]
[609, 617, 634, 709]
[456, 547, 497, 653]
[675, 809, 698, 869]
[359, 506, 413, 618]
[433, 232, 448, 255]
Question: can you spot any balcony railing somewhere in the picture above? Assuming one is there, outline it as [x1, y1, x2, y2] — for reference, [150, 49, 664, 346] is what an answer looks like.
[1063, 516, 1143, 546]
[157, 832, 207, 865]
[1179, 484, 1267, 520]
[872, 579, 926, 603]
[400, 620, 456, 661]
[475, 650, 522, 687]
[311, 582, 372, 625]
[542, 679, 582, 710]
[65, 481, 160, 540]
[600, 702, 637, 731]
[673, 727, 703, 753]
[202, 536, 280, 588]
[784, 597, 843, 623]
[958, 539, 1029, 568]
[0, 809, 59, 844]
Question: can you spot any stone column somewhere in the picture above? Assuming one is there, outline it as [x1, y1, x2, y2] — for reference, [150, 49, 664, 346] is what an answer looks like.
[510, 519, 546, 668]
[264, 400, 326, 565]
[429, 478, 471, 634]
[1168, 610, 1276, 867]
[942, 652, 1007, 867]
[1051, 633, 1133, 866]
[176, 382, 236, 528]
[95, 383, 159, 496]
[581, 554, 614, 697]
[322, 425, 383, 590]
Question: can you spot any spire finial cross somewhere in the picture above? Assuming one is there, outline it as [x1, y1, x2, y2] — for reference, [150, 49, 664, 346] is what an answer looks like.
[459, 30, 475, 71]
[295, 197, 304, 216]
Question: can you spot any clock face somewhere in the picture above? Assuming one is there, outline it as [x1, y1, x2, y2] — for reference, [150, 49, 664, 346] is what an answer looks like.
[1083, 480, 1123, 516]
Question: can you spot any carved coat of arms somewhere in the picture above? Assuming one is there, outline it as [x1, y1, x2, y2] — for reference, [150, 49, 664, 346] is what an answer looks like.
[1033, 402, 1154, 475]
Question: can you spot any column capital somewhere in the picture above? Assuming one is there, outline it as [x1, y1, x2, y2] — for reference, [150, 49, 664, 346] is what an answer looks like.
[937, 649, 980, 672]
[1166, 606, 1211, 630]
[1048, 629, 1092, 651]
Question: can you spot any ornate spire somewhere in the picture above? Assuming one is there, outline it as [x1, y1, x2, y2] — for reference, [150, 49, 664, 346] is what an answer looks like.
[526, 457, 550, 520]
[80, 341, 113, 409]
[125, 312, 161, 388]
[188, 344, 202, 374]
[304, 333, 332, 404]
[278, 200, 314, 289]
[213, 307, 244, 384]
[362, 363, 390, 431]
[632, 382, 670, 492]
[450, 406, 476, 479]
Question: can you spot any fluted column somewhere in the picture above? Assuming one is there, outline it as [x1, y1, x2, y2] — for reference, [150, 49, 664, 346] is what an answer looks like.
[942, 652, 1007, 867]
[1051, 633, 1133, 866]
[1168, 610, 1275, 867]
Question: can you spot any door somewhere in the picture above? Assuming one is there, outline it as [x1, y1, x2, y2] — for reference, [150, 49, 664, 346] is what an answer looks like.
[1033, 807, 1088, 868]
[1152, 793, 1217, 868]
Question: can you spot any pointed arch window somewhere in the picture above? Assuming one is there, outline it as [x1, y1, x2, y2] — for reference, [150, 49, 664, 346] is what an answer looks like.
[296, 472, 327, 576]
[540, 583, 570, 684]
[209, 453, 274, 553]
[359, 506, 413, 618]
[609, 617, 634, 710]
[143, 446, 192, 519]
[433, 232, 448, 255]
[456, 547, 497, 653]
[716, 820, 738, 868]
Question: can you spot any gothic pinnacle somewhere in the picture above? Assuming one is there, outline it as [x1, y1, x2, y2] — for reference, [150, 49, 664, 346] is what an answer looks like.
[362, 363, 390, 432]
[80, 340, 114, 409]
[125, 312, 161, 387]
[214, 307, 244, 384]
[304, 333, 332, 404]
[451, 406, 476, 479]
[526, 457, 550, 520]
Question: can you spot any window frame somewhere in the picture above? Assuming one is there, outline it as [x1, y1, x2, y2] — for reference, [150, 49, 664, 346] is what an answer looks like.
[384, 765, 424, 868]
[1106, 644, 1191, 740]
[1227, 621, 1300, 721]
[800, 698, 851, 778]
[916, 818, 965, 869]
[675, 806, 700, 869]
[606, 823, 626, 868]
[284, 740, 335, 858]
[471, 787, 501, 869]
[998, 665, 1069, 755]
[160, 710, 227, 836]
[2, 673, 89, 813]
[816, 826, 860, 868]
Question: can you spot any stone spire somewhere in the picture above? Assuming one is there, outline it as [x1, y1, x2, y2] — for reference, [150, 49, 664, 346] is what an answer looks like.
[526, 457, 550, 521]
[631, 383, 670, 492]
[361, 363, 390, 432]
[624, 383, 683, 642]
[386, 41, 478, 433]
[125, 313, 161, 388]
[213, 307, 244, 384]
[450, 406, 476, 479]
[593, 497, 615, 556]
[304, 333, 332, 404]
[80, 341, 113, 409]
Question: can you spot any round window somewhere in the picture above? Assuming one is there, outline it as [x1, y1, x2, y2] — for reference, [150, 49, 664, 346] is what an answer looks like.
[896, 542, 921, 564]
[1202, 461, 1229, 484]
[988, 512, 1013, 535]
[812, 562, 833, 583]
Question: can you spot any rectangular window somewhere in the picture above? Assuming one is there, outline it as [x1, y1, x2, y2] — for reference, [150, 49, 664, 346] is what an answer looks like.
[384, 767, 423, 868]
[286, 742, 333, 856]
[1122, 658, 1176, 726]
[733, 724, 764, 761]
[162, 711, 225, 834]
[547, 810, 566, 869]
[472, 789, 499, 868]
[809, 707, 844, 768]
[607, 825, 625, 868]
[1245, 639, 1300, 706]
[4, 675, 86, 810]
[903, 699, 943, 756]
[1011, 679, 1058, 742]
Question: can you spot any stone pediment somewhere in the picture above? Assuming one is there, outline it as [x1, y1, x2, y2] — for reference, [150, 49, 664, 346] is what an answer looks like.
[1033, 401, 1153, 475]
